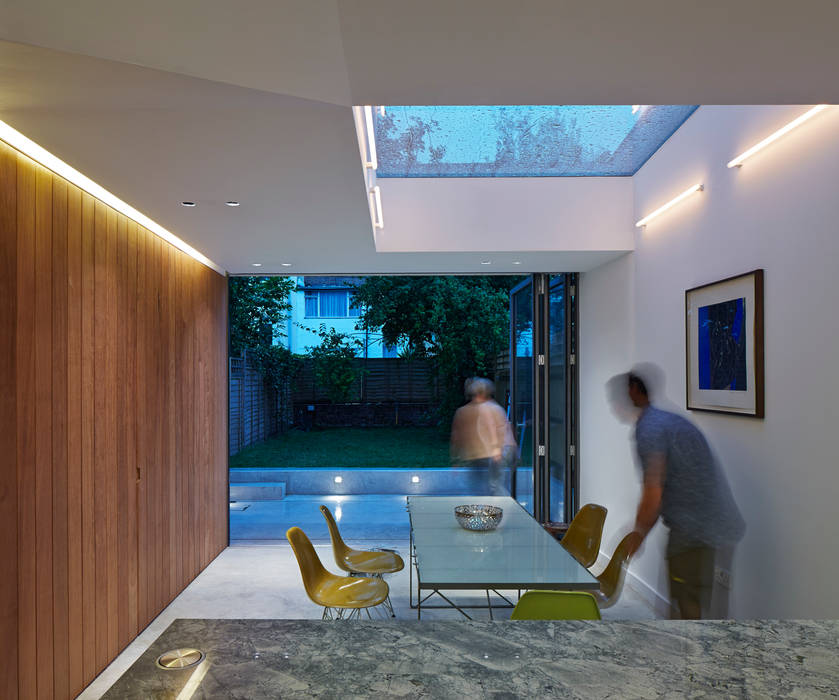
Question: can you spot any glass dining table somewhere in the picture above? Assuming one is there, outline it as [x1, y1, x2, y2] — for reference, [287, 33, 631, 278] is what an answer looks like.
[407, 495, 600, 619]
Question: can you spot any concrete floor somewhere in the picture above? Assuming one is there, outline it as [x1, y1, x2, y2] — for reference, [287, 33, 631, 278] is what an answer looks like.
[79, 497, 659, 698]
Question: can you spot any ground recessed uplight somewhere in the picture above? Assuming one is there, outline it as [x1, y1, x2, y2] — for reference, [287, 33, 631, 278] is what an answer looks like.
[334, 476, 343, 484]
[225, 201, 240, 207]
[251, 263, 262, 267]
[281, 263, 292, 267]
[480, 260, 491, 265]
[411, 475, 420, 484]
[180, 201, 196, 207]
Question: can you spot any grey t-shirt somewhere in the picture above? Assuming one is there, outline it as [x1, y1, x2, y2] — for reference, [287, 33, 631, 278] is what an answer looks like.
[635, 406, 745, 554]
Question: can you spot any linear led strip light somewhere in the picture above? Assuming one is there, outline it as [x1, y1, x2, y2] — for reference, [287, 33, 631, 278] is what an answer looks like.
[0, 119, 226, 276]
[368, 185, 384, 229]
[635, 183, 703, 228]
[727, 105, 829, 168]
[363, 105, 378, 170]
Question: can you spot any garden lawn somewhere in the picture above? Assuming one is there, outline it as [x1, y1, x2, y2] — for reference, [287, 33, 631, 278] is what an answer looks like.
[229, 427, 451, 468]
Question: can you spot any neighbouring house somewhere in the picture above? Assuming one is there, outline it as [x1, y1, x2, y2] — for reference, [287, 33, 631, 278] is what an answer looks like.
[281, 276, 402, 358]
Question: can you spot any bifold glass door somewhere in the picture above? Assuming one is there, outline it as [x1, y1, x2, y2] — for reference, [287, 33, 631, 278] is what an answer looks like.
[510, 280, 534, 515]
[510, 274, 577, 524]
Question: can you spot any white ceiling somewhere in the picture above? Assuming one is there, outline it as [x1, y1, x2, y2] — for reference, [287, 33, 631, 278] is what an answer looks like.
[1, 1, 837, 275]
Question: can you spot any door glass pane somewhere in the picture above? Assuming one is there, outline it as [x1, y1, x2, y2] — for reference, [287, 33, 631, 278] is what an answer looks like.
[548, 277, 566, 523]
[512, 283, 534, 515]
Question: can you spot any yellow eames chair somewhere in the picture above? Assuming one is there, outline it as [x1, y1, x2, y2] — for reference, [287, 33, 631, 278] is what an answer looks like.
[511, 591, 602, 620]
[320, 504, 404, 617]
[286, 526, 389, 620]
[593, 531, 642, 609]
[560, 503, 608, 569]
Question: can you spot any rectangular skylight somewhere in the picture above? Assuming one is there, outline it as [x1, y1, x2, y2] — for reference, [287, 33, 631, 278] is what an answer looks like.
[375, 105, 698, 177]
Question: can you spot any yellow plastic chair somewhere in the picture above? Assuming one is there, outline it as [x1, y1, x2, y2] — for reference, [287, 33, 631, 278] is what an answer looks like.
[286, 526, 389, 620]
[511, 590, 602, 620]
[320, 504, 404, 617]
[594, 531, 643, 609]
[560, 503, 608, 568]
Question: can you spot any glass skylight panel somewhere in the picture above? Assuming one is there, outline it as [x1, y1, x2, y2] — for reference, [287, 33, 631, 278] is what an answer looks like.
[375, 105, 698, 177]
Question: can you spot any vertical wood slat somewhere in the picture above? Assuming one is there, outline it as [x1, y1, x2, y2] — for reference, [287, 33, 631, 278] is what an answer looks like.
[105, 209, 118, 659]
[135, 224, 149, 630]
[34, 165, 54, 700]
[115, 214, 129, 652]
[176, 249, 187, 591]
[66, 184, 84, 697]
[80, 192, 96, 684]
[51, 176, 70, 700]
[0, 140, 18, 700]
[126, 220, 139, 641]
[2, 139, 228, 700]
[92, 200, 108, 673]
[16, 152, 37, 700]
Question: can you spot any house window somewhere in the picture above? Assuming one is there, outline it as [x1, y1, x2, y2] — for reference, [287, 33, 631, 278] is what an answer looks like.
[304, 291, 319, 317]
[304, 289, 362, 318]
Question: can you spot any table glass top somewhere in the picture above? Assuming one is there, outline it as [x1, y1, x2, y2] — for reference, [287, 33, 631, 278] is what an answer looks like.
[407, 496, 599, 590]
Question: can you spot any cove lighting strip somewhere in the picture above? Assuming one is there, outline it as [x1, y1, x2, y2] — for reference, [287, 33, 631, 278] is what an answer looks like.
[0, 119, 226, 276]
[635, 183, 703, 228]
[727, 105, 829, 168]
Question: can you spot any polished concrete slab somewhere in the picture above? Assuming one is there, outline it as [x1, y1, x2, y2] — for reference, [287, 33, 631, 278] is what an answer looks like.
[78, 542, 658, 698]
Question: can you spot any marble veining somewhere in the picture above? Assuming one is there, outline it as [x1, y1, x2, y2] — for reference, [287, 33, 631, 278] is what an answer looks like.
[104, 618, 839, 699]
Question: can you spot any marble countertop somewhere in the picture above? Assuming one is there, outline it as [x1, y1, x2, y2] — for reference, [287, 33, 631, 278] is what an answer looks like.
[103, 618, 839, 698]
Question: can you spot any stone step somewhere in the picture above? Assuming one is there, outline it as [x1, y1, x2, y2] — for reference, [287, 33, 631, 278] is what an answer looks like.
[229, 482, 286, 501]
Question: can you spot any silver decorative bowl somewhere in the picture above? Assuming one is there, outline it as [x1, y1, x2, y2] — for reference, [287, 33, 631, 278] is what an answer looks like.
[454, 504, 504, 531]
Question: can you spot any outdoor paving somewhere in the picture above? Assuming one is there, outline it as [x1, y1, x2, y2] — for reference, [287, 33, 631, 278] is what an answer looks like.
[230, 494, 413, 542]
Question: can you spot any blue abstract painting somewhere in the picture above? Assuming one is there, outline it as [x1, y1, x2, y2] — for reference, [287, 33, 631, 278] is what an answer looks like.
[698, 298, 747, 391]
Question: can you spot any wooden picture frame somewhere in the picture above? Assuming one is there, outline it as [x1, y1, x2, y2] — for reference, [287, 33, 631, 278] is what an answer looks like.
[685, 269, 764, 417]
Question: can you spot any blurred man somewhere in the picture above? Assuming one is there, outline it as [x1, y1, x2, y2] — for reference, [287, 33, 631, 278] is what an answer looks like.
[612, 365, 745, 619]
[450, 378, 516, 495]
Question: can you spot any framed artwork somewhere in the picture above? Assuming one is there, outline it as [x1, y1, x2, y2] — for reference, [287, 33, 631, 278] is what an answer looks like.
[685, 269, 764, 417]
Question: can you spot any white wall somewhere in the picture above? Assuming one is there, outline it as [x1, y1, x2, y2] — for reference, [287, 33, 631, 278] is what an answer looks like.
[377, 176, 634, 256]
[581, 105, 839, 618]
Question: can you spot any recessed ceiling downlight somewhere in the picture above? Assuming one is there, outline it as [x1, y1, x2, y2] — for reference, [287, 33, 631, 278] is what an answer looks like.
[180, 201, 196, 207]
[251, 263, 262, 267]
[225, 201, 240, 207]
[480, 260, 491, 265]
[281, 263, 293, 267]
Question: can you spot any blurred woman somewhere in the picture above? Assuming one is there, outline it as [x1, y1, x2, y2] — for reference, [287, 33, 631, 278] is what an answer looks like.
[450, 377, 516, 495]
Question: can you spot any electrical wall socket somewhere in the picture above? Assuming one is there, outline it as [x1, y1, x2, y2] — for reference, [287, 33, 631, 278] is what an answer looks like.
[714, 566, 732, 589]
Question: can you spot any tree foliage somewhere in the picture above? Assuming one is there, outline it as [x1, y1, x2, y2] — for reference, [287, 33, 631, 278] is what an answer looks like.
[307, 325, 364, 404]
[351, 276, 521, 427]
[228, 276, 295, 357]
[250, 344, 302, 394]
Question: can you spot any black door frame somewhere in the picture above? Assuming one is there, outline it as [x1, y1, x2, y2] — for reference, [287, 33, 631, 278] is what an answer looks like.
[510, 273, 578, 524]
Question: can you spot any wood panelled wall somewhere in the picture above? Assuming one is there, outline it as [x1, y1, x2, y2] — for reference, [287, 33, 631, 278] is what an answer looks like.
[0, 139, 229, 700]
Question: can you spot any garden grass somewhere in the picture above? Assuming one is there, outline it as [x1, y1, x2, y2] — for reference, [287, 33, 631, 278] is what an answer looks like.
[229, 426, 451, 468]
